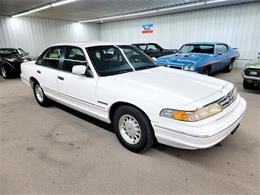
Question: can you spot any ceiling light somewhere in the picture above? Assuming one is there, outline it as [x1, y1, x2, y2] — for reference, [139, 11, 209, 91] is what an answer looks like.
[206, 0, 229, 4]
[12, 0, 77, 17]
[51, 0, 77, 7]
[79, 2, 205, 23]
[79, 10, 159, 23]
[12, 5, 51, 18]
[158, 2, 205, 12]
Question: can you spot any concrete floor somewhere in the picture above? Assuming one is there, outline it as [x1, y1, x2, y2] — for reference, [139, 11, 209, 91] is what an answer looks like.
[0, 68, 259, 194]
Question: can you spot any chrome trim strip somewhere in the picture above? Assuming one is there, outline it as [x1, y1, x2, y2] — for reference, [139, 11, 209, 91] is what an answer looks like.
[241, 71, 260, 81]
[44, 87, 106, 110]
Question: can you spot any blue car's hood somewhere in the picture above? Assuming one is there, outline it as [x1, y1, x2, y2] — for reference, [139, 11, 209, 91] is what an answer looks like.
[157, 52, 211, 66]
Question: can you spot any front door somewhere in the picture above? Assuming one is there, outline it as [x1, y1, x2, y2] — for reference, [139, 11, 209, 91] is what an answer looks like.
[56, 46, 99, 117]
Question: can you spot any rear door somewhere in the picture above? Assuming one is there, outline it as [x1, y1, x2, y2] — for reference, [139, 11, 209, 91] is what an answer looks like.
[56, 46, 99, 116]
[35, 46, 64, 96]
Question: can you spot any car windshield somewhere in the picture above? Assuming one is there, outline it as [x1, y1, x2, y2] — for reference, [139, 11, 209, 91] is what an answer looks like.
[0, 48, 18, 56]
[18, 48, 27, 55]
[179, 44, 214, 54]
[87, 45, 156, 76]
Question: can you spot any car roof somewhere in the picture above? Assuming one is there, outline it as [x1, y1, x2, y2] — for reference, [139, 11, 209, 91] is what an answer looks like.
[133, 43, 158, 45]
[0, 48, 17, 50]
[185, 42, 227, 45]
[50, 41, 130, 48]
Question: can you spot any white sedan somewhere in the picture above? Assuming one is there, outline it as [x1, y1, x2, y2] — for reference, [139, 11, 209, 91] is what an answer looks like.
[21, 42, 247, 152]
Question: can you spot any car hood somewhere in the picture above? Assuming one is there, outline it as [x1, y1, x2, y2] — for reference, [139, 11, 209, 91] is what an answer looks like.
[157, 52, 211, 66]
[107, 67, 230, 109]
[244, 59, 260, 69]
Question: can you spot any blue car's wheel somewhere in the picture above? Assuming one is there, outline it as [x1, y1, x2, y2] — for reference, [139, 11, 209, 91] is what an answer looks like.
[201, 66, 210, 75]
[224, 59, 234, 72]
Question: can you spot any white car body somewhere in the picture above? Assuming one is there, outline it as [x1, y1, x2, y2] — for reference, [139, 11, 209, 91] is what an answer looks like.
[21, 42, 247, 150]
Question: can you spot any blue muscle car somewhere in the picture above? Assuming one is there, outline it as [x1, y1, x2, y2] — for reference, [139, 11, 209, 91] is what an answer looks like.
[156, 42, 240, 75]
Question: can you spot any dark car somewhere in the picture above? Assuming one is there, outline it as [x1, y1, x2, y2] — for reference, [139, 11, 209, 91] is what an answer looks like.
[133, 43, 177, 59]
[0, 48, 31, 78]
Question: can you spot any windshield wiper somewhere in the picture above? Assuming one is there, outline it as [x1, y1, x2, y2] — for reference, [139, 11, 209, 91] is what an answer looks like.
[135, 65, 158, 70]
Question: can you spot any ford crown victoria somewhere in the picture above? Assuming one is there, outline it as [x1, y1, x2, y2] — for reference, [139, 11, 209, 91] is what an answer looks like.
[21, 42, 246, 152]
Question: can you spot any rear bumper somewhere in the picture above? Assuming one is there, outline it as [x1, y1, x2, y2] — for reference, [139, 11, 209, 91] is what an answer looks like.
[152, 97, 247, 149]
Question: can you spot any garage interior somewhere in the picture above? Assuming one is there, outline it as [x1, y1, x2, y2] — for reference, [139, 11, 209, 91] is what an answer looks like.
[0, 0, 260, 194]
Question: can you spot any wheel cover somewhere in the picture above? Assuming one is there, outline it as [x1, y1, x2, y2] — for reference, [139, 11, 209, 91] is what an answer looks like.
[118, 114, 141, 145]
[35, 85, 44, 102]
[1, 66, 6, 77]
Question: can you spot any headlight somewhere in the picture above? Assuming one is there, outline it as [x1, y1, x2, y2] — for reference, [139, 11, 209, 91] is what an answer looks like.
[183, 65, 195, 71]
[160, 103, 223, 122]
[183, 65, 190, 71]
[189, 66, 195, 71]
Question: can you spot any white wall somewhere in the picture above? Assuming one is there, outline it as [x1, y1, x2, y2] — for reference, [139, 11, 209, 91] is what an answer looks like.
[100, 2, 260, 63]
[0, 16, 100, 57]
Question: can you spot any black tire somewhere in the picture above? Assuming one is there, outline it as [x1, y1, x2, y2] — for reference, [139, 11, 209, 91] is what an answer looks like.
[113, 105, 154, 153]
[224, 59, 234, 72]
[0, 64, 10, 79]
[243, 79, 253, 89]
[201, 66, 210, 75]
[33, 82, 50, 107]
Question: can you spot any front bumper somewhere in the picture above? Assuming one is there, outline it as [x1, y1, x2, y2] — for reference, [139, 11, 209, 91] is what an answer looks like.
[241, 71, 260, 81]
[152, 96, 247, 149]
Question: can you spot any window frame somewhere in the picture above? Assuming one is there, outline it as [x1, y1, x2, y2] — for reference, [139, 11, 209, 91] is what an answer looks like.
[61, 46, 89, 73]
[36, 46, 65, 70]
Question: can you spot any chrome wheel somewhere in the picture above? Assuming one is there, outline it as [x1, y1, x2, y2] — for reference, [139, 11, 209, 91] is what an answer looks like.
[35, 84, 44, 103]
[1, 66, 7, 78]
[118, 114, 141, 145]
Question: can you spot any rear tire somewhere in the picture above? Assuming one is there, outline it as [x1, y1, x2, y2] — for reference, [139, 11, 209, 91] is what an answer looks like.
[33, 83, 50, 107]
[243, 79, 253, 89]
[113, 105, 154, 153]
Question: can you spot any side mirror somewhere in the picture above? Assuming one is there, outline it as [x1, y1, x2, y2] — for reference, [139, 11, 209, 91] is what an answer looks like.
[72, 65, 87, 76]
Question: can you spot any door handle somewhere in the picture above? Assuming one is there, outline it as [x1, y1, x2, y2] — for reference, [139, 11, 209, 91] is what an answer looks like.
[57, 76, 64, 80]
[36, 70, 41, 74]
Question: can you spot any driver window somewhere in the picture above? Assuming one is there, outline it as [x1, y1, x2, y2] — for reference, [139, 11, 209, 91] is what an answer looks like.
[62, 47, 87, 72]
[147, 44, 160, 53]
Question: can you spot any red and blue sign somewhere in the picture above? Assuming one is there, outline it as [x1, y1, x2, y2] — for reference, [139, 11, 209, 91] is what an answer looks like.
[142, 23, 154, 34]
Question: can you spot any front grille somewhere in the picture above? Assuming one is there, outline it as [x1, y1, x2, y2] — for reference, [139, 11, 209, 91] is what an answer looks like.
[218, 89, 236, 109]
[245, 68, 260, 77]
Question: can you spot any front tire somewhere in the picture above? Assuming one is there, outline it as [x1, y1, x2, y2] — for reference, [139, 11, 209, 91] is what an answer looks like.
[0, 64, 10, 79]
[224, 60, 234, 72]
[33, 83, 50, 107]
[201, 66, 210, 75]
[113, 105, 154, 153]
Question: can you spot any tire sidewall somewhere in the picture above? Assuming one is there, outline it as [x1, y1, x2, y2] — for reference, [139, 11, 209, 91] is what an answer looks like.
[33, 83, 49, 107]
[1, 64, 9, 78]
[113, 106, 154, 152]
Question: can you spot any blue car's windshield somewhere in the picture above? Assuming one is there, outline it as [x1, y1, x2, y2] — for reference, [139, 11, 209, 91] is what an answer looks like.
[179, 44, 214, 54]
